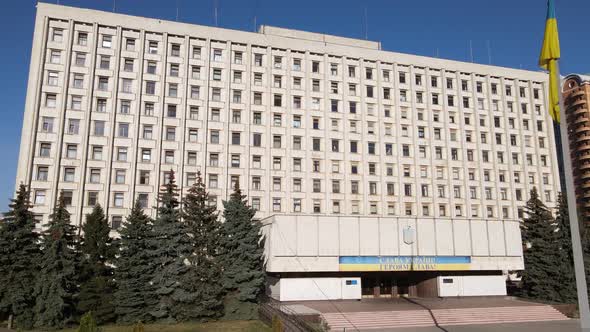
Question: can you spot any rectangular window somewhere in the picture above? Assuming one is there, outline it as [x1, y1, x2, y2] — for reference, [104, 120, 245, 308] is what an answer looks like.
[62, 191, 73, 206]
[170, 44, 181, 57]
[124, 58, 134, 72]
[192, 46, 201, 59]
[70, 96, 82, 110]
[115, 169, 126, 184]
[146, 81, 156, 95]
[169, 63, 179, 77]
[47, 71, 59, 86]
[73, 74, 84, 88]
[164, 150, 175, 163]
[231, 110, 241, 123]
[148, 41, 158, 54]
[231, 154, 240, 168]
[252, 133, 261, 146]
[87, 191, 98, 206]
[118, 123, 129, 137]
[65, 144, 77, 158]
[147, 61, 157, 74]
[168, 83, 178, 97]
[188, 128, 198, 142]
[210, 130, 220, 144]
[212, 68, 222, 80]
[252, 155, 262, 169]
[213, 49, 222, 61]
[125, 38, 135, 51]
[92, 146, 103, 160]
[97, 77, 108, 91]
[93, 120, 105, 136]
[50, 50, 61, 64]
[65, 118, 80, 135]
[232, 132, 241, 145]
[99, 55, 110, 69]
[101, 35, 112, 48]
[39, 143, 51, 157]
[113, 193, 124, 207]
[75, 52, 86, 66]
[312, 61, 320, 73]
[211, 88, 221, 101]
[165, 127, 176, 141]
[117, 147, 127, 161]
[77, 32, 88, 46]
[63, 167, 75, 182]
[120, 78, 132, 93]
[232, 90, 242, 103]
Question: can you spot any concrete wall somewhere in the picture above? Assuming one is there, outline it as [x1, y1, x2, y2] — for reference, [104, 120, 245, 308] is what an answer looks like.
[19, 3, 561, 229]
[437, 275, 507, 297]
[264, 215, 524, 272]
[277, 277, 362, 301]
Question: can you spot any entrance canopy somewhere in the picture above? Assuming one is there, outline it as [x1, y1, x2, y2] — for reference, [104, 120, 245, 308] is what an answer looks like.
[261, 215, 524, 273]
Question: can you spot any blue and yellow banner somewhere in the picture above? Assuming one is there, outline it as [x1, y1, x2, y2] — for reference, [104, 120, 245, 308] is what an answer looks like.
[339, 256, 471, 272]
[539, 0, 561, 123]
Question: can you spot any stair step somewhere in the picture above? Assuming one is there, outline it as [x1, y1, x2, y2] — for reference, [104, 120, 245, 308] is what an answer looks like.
[322, 305, 569, 331]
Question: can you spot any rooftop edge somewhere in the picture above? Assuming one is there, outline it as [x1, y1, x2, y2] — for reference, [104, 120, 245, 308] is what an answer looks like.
[35, 2, 548, 81]
[258, 25, 381, 50]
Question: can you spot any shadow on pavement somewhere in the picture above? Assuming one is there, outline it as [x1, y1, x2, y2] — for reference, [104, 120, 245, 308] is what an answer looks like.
[402, 297, 450, 332]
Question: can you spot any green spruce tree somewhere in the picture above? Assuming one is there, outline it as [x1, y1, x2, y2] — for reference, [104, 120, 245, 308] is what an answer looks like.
[76, 311, 98, 332]
[114, 200, 157, 324]
[78, 204, 117, 324]
[218, 183, 265, 319]
[150, 170, 195, 322]
[518, 187, 562, 302]
[0, 184, 42, 329]
[34, 192, 80, 329]
[182, 171, 224, 320]
[554, 193, 577, 303]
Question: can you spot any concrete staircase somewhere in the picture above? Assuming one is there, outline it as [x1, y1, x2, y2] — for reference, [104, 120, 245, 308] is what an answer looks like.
[323, 305, 569, 330]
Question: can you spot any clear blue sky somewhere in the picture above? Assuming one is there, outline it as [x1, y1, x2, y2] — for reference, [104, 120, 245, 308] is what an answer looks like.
[0, 0, 588, 205]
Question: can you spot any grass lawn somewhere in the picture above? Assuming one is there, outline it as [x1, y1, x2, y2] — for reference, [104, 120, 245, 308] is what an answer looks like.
[58, 320, 270, 332]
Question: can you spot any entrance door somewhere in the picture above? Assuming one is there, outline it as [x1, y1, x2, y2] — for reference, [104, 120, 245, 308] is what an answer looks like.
[379, 278, 392, 297]
[397, 278, 410, 297]
[362, 276, 376, 297]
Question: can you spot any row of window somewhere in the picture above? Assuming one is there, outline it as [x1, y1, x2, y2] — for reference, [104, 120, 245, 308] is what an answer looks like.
[34, 159, 552, 211]
[37, 121, 552, 168]
[35, 160, 551, 193]
[49, 26, 543, 98]
[39, 113, 549, 160]
[44, 65, 544, 117]
[32, 184, 542, 222]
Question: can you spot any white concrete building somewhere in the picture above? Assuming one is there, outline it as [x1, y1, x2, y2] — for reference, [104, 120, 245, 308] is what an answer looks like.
[17, 3, 560, 298]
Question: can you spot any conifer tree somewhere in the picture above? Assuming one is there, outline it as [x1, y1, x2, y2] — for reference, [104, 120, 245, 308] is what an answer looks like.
[519, 187, 561, 302]
[78, 204, 117, 324]
[114, 200, 157, 324]
[150, 170, 195, 322]
[76, 311, 98, 332]
[0, 184, 41, 329]
[554, 193, 577, 303]
[182, 171, 223, 319]
[218, 183, 265, 319]
[34, 192, 80, 329]
[184, 171, 220, 263]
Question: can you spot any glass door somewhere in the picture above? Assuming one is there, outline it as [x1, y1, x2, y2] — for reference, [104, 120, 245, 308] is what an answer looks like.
[362, 276, 376, 297]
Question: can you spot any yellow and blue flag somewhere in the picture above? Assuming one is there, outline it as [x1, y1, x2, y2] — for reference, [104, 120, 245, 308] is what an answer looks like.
[539, 0, 561, 123]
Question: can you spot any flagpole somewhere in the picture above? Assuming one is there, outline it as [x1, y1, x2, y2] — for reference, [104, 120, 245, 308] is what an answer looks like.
[556, 60, 590, 329]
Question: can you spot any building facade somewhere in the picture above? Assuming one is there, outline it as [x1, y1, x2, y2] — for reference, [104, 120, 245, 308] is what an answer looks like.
[17, 3, 561, 298]
[563, 74, 590, 224]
